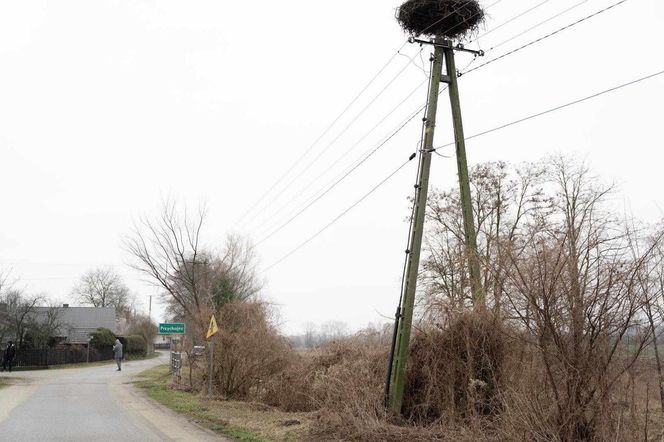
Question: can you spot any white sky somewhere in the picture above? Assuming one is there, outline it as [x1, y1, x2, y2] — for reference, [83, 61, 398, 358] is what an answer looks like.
[1, 0, 663, 334]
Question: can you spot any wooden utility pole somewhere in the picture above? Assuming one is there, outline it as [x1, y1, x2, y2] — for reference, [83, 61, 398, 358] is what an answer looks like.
[443, 43, 484, 305]
[386, 38, 485, 414]
[388, 36, 445, 413]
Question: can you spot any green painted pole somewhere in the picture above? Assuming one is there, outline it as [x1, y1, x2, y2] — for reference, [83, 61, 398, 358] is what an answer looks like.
[443, 44, 484, 305]
[388, 36, 445, 413]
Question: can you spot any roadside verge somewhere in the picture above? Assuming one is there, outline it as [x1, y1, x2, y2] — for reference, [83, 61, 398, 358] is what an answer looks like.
[133, 365, 314, 442]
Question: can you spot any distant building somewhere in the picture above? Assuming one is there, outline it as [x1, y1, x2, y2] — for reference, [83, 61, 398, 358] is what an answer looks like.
[154, 334, 170, 349]
[32, 304, 117, 345]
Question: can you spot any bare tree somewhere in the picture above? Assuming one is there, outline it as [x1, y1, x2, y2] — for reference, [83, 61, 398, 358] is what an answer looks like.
[421, 156, 663, 439]
[26, 304, 63, 349]
[208, 234, 263, 308]
[303, 322, 318, 349]
[422, 161, 548, 316]
[0, 268, 16, 344]
[636, 232, 664, 412]
[1, 289, 42, 348]
[125, 201, 262, 336]
[499, 157, 658, 440]
[320, 320, 349, 340]
[73, 267, 130, 315]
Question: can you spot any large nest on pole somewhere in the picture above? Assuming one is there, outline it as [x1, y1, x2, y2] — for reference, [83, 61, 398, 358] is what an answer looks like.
[397, 0, 485, 40]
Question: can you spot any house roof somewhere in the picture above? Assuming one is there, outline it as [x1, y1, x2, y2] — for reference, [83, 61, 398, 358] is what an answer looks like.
[32, 306, 117, 343]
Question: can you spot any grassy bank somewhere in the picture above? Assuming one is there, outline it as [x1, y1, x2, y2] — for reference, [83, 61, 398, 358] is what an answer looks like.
[134, 365, 314, 442]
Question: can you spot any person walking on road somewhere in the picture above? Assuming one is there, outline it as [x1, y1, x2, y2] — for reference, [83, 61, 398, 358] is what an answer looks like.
[112, 338, 123, 371]
[2, 340, 16, 372]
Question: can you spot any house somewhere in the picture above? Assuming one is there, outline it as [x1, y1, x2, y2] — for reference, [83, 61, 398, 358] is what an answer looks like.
[154, 334, 171, 349]
[32, 304, 117, 345]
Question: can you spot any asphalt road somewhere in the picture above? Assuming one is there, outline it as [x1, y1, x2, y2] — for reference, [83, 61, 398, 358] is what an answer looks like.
[0, 353, 225, 441]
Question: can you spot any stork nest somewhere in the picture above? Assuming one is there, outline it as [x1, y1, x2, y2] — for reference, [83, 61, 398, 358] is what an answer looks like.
[397, 0, 485, 39]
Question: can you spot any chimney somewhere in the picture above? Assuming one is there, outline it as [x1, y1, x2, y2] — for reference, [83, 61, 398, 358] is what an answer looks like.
[63, 303, 69, 308]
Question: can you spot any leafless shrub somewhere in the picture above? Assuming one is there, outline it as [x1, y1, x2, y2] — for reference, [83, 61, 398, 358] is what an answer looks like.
[211, 301, 291, 399]
[403, 311, 505, 423]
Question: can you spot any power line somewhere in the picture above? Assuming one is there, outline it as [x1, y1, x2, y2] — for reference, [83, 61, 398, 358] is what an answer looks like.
[247, 0, 631, 246]
[233, 41, 409, 228]
[256, 95, 429, 245]
[264, 153, 417, 271]
[470, 0, 554, 43]
[239, 0, 508, 228]
[251, 6, 493, 231]
[259, 0, 650, 280]
[243, 47, 424, 230]
[253, 0, 626, 235]
[253, 78, 428, 238]
[464, 0, 629, 75]
[257, 4, 610, 243]
[436, 68, 664, 150]
[265, 67, 664, 270]
[488, 0, 593, 52]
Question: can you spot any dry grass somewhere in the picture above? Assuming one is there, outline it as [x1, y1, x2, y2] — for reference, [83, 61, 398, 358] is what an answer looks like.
[136, 365, 314, 441]
[156, 300, 664, 441]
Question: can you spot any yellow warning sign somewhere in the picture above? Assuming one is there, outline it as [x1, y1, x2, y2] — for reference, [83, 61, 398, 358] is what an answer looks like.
[206, 315, 219, 339]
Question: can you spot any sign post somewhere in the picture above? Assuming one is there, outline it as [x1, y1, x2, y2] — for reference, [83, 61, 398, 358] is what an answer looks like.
[159, 323, 185, 375]
[206, 315, 219, 397]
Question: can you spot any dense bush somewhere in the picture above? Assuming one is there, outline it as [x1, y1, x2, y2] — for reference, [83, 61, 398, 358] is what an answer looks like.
[210, 302, 292, 399]
[90, 327, 115, 350]
[125, 335, 147, 355]
[403, 311, 505, 423]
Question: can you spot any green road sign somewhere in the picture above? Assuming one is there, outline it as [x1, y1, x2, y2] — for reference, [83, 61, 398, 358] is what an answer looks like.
[159, 323, 186, 334]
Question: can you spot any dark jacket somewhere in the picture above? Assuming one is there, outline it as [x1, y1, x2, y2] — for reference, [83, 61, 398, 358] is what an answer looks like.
[4, 344, 16, 361]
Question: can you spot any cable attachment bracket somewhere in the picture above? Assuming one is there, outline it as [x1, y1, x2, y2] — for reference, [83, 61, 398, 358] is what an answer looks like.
[408, 37, 485, 57]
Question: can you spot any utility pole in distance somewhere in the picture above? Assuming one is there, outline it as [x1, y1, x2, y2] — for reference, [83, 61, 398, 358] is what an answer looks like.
[148, 295, 152, 355]
[443, 43, 484, 306]
[388, 35, 445, 414]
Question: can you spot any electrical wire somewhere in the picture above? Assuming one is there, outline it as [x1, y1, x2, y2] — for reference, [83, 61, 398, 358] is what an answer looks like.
[232, 41, 409, 228]
[256, 93, 430, 245]
[263, 154, 417, 271]
[253, 78, 428, 238]
[470, 0, 554, 43]
[239, 0, 508, 229]
[252, 3, 500, 235]
[488, 0, 593, 52]
[436, 68, 664, 150]
[265, 67, 664, 270]
[244, 47, 424, 229]
[463, 0, 629, 75]
[246, 0, 627, 244]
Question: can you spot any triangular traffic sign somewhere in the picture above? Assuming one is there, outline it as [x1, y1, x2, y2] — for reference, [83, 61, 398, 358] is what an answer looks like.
[206, 314, 219, 339]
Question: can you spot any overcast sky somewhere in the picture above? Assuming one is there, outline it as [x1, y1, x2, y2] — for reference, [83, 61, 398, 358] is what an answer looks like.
[1, 0, 663, 334]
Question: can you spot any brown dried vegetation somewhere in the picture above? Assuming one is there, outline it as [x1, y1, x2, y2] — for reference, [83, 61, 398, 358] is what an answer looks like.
[131, 158, 664, 441]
